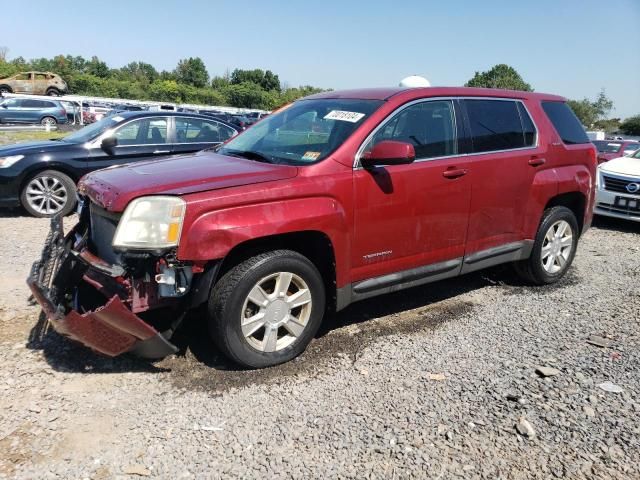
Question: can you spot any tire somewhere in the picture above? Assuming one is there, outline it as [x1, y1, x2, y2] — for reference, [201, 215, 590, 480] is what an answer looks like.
[40, 116, 57, 127]
[208, 250, 326, 368]
[46, 88, 60, 96]
[0, 85, 11, 94]
[20, 170, 77, 218]
[514, 206, 579, 285]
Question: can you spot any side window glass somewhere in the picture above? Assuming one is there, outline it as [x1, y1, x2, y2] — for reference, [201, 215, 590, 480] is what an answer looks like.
[145, 118, 168, 144]
[517, 102, 536, 147]
[176, 118, 225, 143]
[364, 100, 457, 160]
[114, 119, 143, 145]
[465, 100, 525, 152]
[15, 73, 30, 81]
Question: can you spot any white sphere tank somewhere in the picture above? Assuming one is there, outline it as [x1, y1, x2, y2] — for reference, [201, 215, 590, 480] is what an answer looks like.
[399, 75, 431, 88]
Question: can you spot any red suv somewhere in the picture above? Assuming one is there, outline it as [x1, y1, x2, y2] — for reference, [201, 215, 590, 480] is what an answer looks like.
[28, 87, 596, 368]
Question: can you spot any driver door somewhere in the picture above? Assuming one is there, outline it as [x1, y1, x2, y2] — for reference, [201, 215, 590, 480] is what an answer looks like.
[351, 99, 472, 283]
[87, 117, 172, 174]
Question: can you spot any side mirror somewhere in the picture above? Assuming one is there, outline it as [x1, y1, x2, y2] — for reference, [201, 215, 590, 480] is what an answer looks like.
[361, 140, 416, 168]
[101, 136, 118, 152]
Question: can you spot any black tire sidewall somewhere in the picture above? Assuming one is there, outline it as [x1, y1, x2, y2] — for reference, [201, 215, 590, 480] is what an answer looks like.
[529, 207, 579, 284]
[20, 170, 77, 218]
[210, 252, 326, 368]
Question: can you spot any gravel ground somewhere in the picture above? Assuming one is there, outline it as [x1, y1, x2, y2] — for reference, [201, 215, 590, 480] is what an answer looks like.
[0, 210, 638, 479]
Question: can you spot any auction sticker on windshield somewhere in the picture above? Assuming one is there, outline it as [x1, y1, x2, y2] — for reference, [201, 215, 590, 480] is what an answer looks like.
[302, 151, 321, 161]
[324, 110, 366, 123]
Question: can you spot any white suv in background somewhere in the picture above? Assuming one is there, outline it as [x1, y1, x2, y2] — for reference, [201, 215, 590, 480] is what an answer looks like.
[595, 148, 640, 222]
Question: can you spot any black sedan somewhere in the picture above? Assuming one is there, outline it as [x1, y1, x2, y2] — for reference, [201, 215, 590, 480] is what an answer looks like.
[0, 111, 239, 217]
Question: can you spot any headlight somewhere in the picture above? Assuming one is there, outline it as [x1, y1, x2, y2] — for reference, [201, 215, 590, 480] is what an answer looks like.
[0, 155, 24, 168]
[113, 196, 186, 250]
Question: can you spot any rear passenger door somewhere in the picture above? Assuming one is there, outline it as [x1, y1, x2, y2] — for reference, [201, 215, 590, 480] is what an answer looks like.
[460, 98, 540, 257]
[172, 117, 237, 155]
[87, 116, 172, 172]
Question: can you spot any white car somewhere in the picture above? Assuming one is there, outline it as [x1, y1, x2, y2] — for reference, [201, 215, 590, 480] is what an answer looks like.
[595, 148, 640, 222]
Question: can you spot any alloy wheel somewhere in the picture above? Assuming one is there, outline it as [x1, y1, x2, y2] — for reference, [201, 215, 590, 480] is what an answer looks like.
[25, 176, 68, 215]
[240, 271, 313, 352]
[540, 220, 573, 274]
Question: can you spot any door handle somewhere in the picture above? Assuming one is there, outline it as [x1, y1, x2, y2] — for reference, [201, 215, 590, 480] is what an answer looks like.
[442, 168, 468, 179]
[528, 157, 546, 167]
[153, 150, 170, 154]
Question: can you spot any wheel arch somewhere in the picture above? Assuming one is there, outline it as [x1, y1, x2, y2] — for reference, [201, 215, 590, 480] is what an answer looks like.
[544, 192, 586, 234]
[19, 165, 80, 197]
[216, 230, 338, 312]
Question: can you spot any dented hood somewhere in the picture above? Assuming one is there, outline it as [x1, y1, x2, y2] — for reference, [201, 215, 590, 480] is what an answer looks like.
[79, 151, 298, 211]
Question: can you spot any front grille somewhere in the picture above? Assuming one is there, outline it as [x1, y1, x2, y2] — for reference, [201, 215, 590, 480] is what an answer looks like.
[89, 202, 122, 264]
[603, 175, 640, 194]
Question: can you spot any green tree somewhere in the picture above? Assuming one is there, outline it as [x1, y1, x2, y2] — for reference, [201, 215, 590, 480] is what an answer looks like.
[118, 61, 159, 84]
[225, 82, 270, 108]
[465, 64, 532, 91]
[620, 115, 640, 136]
[174, 57, 209, 88]
[592, 118, 621, 134]
[230, 68, 281, 91]
[86, 56, 109, 78]
[567, 90, 614, 128]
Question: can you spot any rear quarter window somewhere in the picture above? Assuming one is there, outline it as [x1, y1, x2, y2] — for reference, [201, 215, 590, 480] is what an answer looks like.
[541, 101, 590, 145]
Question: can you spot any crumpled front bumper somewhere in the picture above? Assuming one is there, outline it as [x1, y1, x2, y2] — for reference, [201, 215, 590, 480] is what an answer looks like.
[27, 217, 178, 359]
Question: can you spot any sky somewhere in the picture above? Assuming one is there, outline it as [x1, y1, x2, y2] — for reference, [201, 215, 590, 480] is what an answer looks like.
[1, 0, 639, 118]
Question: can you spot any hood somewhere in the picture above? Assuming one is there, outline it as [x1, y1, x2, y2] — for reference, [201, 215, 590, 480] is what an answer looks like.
[599, 156, 640, 178]
[0, 140, 74, 156]
[79, 151, 298, 212]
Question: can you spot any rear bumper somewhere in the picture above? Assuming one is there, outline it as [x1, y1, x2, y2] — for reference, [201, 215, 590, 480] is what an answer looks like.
[27, 217, 178, 358]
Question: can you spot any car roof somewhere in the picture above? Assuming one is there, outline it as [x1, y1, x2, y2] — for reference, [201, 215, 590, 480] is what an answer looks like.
[305, 86, 566, 103]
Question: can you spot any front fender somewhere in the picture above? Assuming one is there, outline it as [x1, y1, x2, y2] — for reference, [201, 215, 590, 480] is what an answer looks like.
[176, 196, 351, 285]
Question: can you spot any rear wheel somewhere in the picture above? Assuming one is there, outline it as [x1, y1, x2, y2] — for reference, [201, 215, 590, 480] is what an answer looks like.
[514, 206, 579, 285]
[0, 85, 11, 94]
[208, 250, 325, 368]
[40, 116, 57, 127]
[46, 88, 60, 96]
[20, 170, 76, 218]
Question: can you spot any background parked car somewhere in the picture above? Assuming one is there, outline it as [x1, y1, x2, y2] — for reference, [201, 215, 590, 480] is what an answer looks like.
[0, 98, 68, 126]
[0, 111, 239, 217]
[592, 139, 640, 163]
[594, 147, 640, 222]
[0, 71, 68, 96]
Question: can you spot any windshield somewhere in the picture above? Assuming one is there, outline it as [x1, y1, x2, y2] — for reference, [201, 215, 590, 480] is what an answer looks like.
[62, 116, 125, 143]
[217, 98, 383, 165]
[593, 140, 622, 153]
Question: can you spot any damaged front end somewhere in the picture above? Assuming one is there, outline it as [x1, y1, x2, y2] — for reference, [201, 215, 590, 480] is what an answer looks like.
[27, 204, 204, 359]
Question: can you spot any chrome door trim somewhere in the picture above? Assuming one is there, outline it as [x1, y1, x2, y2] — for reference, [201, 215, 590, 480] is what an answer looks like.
[353, 96, 540, 169]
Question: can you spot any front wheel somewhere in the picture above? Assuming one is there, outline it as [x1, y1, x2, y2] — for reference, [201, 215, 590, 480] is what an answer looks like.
[20, 170, 77, 218]
[46, 88, 60, 96]
[208, 250, 326, 368]
[514, 206, 579, 285]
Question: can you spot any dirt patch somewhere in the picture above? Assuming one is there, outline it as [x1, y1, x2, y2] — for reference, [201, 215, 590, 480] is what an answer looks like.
[161, 297, 475, 394]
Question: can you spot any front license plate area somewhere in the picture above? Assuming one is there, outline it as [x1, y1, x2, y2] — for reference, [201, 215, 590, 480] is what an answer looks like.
[614, 196, 640, 212]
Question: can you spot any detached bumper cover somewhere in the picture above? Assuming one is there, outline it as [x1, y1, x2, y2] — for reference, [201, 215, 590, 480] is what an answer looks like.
[27, 217, 177, 359]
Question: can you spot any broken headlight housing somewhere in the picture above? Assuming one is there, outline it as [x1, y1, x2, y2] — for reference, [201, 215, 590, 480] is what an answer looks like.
[113, 196, 186, 250]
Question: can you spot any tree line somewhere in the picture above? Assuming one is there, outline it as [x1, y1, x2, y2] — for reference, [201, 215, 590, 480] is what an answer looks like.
[465, 64, 639, 136]
[0, 49, 638, 135]
[0, 49, 324, 110]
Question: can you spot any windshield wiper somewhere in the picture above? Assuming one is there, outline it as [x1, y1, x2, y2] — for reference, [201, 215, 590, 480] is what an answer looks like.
[224, 149, 275, 164]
